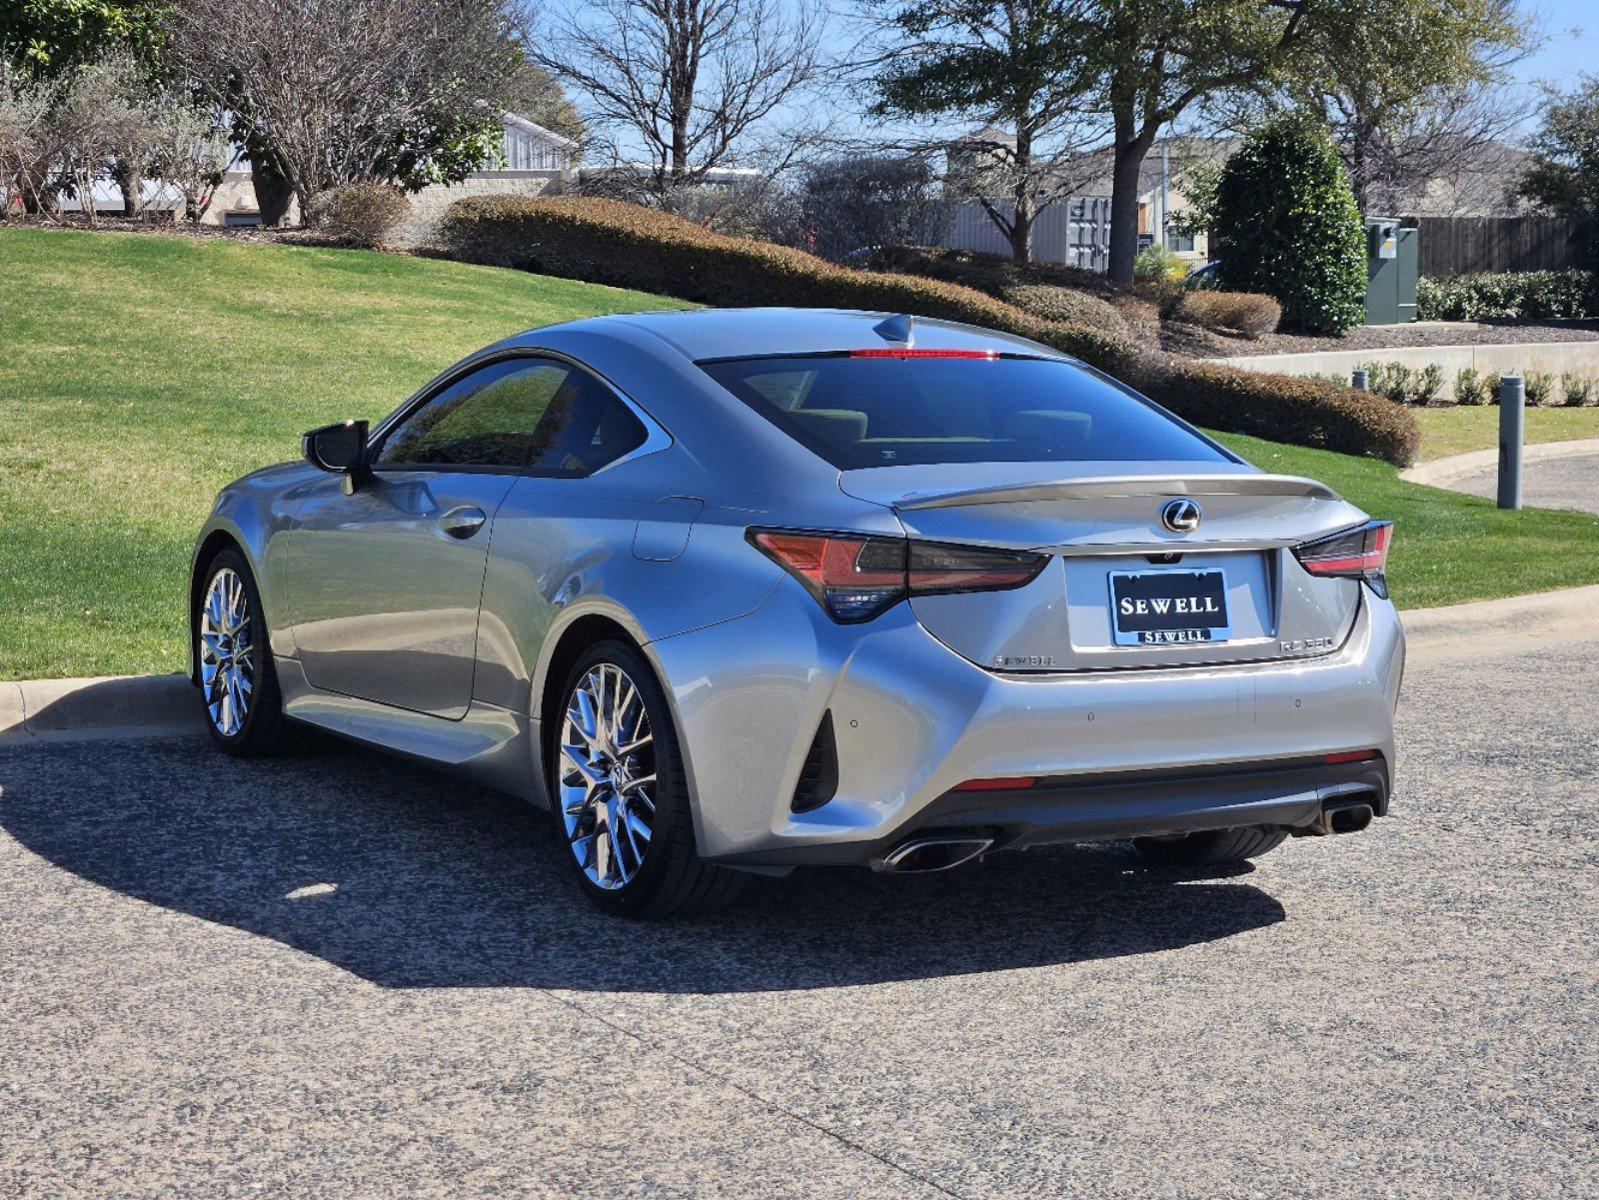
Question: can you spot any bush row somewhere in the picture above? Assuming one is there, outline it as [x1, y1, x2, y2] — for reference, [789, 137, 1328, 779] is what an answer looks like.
[1416, 270, 1598, 321]
[439, 196, 1419, 464]
[1453, 367, 1597, 407]
[1148, 363, 1421, 466]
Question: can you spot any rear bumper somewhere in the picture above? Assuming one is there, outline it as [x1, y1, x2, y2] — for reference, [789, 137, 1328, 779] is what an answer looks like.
[711, 755, 1390, 867]
[648, 580, 1404, 865]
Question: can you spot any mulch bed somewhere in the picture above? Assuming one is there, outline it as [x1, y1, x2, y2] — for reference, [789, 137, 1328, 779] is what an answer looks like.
[1167, 318, 1599, 360]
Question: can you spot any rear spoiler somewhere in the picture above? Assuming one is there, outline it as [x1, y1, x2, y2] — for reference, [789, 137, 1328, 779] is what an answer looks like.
[893, 473, 1341, 511]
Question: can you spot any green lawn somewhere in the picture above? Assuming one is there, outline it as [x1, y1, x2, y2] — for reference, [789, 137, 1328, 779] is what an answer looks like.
[0, 227, 686, 679]
[3, 227, 1596, 680]
[1413, 403, 1599, 460]
[1214, 433, 1599, 608]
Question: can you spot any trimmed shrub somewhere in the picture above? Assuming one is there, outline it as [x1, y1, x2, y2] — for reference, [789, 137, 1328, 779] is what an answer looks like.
[1561, 374, 1595, 406]
[866, 244, 1161, 342]
[1454, 366, 1490, 405]
[1001, 283, 1134, 341]
[1416, 270, 1597, 321]
[307, 183, 408, 248]
[1170, 289, 1281, 338]
[1415, 363, 1446, 406]
[440, 195, 1419, 464]
[1213, 114, 1366, 335]
[1147, 362, 1421, 466]
[1524, 371, 1556, 407]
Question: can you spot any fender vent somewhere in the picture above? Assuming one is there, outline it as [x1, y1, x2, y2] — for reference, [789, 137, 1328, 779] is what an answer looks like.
[791, 711, 839, 814]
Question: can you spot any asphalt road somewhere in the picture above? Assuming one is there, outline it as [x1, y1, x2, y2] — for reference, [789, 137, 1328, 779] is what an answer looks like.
[2, 628, 1595, 1199]
[1449, 450, 1599, 514]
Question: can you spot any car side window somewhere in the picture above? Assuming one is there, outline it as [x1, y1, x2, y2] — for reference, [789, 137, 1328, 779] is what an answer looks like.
[375, 358, 646, 473]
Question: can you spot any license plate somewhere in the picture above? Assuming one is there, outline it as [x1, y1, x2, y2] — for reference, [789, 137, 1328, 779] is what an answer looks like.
[1109, 568, 1230, 646]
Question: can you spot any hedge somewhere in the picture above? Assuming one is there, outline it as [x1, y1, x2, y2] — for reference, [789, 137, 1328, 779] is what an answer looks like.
[1149, 363, 1421, 466]
[439, 196, 1419, 465]
[1416, 270, 1597, 321]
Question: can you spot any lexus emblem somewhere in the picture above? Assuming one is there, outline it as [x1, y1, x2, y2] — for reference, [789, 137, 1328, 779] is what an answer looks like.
[1160, 497, 1203, 534]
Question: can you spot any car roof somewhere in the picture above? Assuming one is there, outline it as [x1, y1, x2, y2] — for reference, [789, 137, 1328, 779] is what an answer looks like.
[530, 307, 1072, 364]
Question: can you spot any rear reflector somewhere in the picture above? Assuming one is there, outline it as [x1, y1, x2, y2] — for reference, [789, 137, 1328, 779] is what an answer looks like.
[953, 776, 1037, 792]
[848, 348, 999, 359]
[1324, 749, 1381, 765]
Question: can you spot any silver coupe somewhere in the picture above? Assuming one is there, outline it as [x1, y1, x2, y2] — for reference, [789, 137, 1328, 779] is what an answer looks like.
[189, 308, 1404, 915]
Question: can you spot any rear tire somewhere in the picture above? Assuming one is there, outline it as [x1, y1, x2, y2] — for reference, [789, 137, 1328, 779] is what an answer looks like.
[1133, 825, 1286, 868]
[195, 549, 294, 757]
[550, 639, 745, 918]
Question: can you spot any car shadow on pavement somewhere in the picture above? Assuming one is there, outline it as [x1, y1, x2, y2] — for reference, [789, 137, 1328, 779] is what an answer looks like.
[0, 734, 1285, 993]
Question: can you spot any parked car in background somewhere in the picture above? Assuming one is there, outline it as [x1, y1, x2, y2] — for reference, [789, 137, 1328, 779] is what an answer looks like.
[189, 308, 1403, 916]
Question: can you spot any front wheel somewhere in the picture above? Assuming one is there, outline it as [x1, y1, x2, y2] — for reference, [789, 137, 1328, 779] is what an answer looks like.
[1133, 826, 1286, 869]
[551, 640, 745, 917]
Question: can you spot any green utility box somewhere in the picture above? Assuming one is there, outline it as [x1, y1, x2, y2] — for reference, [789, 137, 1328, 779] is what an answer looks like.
[1364, 217, 1418, 325]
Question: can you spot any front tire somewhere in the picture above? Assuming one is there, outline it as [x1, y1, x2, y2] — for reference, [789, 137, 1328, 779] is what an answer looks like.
[1133, 826, 1286, 869]
[195, 549, 293, 756]
[551, 639, 745, 917]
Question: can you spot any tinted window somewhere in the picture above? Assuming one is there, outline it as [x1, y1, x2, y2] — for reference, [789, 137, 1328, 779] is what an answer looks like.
[376, 358, 646, 473]
[701, 355, 1229, 469]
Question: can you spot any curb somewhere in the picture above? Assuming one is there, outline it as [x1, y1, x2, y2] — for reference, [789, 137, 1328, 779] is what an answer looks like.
[0, 673, 199, 747]
[1403, 582, 1599, 648]
[1400, 437, 1599, 488]
[7, 582, 1599, 745]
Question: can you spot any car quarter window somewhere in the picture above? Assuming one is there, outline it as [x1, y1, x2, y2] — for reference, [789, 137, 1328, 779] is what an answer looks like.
[375, 357, 647, 473]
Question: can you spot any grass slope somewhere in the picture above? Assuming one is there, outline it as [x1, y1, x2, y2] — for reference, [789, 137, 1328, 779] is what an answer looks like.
[1412, 404, 1599, 461]
[0, 227, 686, 679]
[2, 228, 1595, 679]
[1215, 433, 1599, 608]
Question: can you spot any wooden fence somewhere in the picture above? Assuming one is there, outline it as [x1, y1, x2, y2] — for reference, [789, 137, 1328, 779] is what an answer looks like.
[1402, 215, 1593, 278]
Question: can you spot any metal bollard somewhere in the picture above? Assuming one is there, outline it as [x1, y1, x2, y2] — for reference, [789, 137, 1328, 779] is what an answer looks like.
[1498, 375, 1524, 510]
[1351, 369, 1369, 391]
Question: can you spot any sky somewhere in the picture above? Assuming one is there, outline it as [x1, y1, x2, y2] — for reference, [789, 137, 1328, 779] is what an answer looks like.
[1510, 0, 1592, 94]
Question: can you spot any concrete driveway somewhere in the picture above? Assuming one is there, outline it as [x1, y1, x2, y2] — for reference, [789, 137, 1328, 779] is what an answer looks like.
[1444, 450, 1599, 514]
[2, 625, 1595, 1199]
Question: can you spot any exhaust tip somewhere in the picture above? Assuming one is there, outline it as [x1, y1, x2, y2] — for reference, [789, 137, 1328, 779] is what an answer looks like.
[1327, 802, 1374, 835]
[872, 836, 994, 874]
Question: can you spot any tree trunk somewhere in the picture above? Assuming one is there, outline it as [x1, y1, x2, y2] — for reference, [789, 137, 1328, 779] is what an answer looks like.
[1107, 131, 1154, 285]
[1008, 201, 1035, 265]
[253, 158, 294, 227]
[111, 161, 135, 219]
[1008, 126, 1035, 264]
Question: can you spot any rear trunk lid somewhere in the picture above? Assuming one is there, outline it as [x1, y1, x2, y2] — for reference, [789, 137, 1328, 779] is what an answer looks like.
[840, 461, 1368, 672]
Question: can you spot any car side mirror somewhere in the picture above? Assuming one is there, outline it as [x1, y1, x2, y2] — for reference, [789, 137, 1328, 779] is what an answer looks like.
[303, 420, 370, 492]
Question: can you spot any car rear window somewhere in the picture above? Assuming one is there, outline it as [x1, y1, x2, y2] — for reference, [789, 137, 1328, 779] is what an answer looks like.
[699, 354, 1230, 468]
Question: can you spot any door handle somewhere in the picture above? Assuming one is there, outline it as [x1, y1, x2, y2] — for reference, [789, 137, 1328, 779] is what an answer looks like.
[438, 505, 488, 540]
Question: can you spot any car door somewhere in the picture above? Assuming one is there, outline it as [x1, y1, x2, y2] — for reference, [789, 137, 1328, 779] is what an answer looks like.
[285, 356, 578, 719]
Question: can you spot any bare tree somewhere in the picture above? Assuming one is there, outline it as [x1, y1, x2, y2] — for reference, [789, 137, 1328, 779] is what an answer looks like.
[50, 53, 160, 225]
[0, 61, 59, 218]
[532, 0, 821, 197]
[166, 0, 524, 220]
[148, 99, 233, 222]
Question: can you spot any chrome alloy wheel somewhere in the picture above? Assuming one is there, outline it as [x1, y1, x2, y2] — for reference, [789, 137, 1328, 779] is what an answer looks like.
[558, 663, 657, 890]
[198, 567, 255, 737]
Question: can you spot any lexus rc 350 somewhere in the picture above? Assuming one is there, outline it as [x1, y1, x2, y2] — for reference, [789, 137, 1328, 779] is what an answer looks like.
[189, 308, 1403, 915]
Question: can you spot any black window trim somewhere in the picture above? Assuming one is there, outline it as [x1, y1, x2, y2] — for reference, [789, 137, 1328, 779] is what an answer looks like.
[367, 347, 672, 478]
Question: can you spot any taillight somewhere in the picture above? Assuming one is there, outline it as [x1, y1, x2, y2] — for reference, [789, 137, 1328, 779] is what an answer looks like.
[1292, 520, 1393, 595]
[749, 530, 1046, 623]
